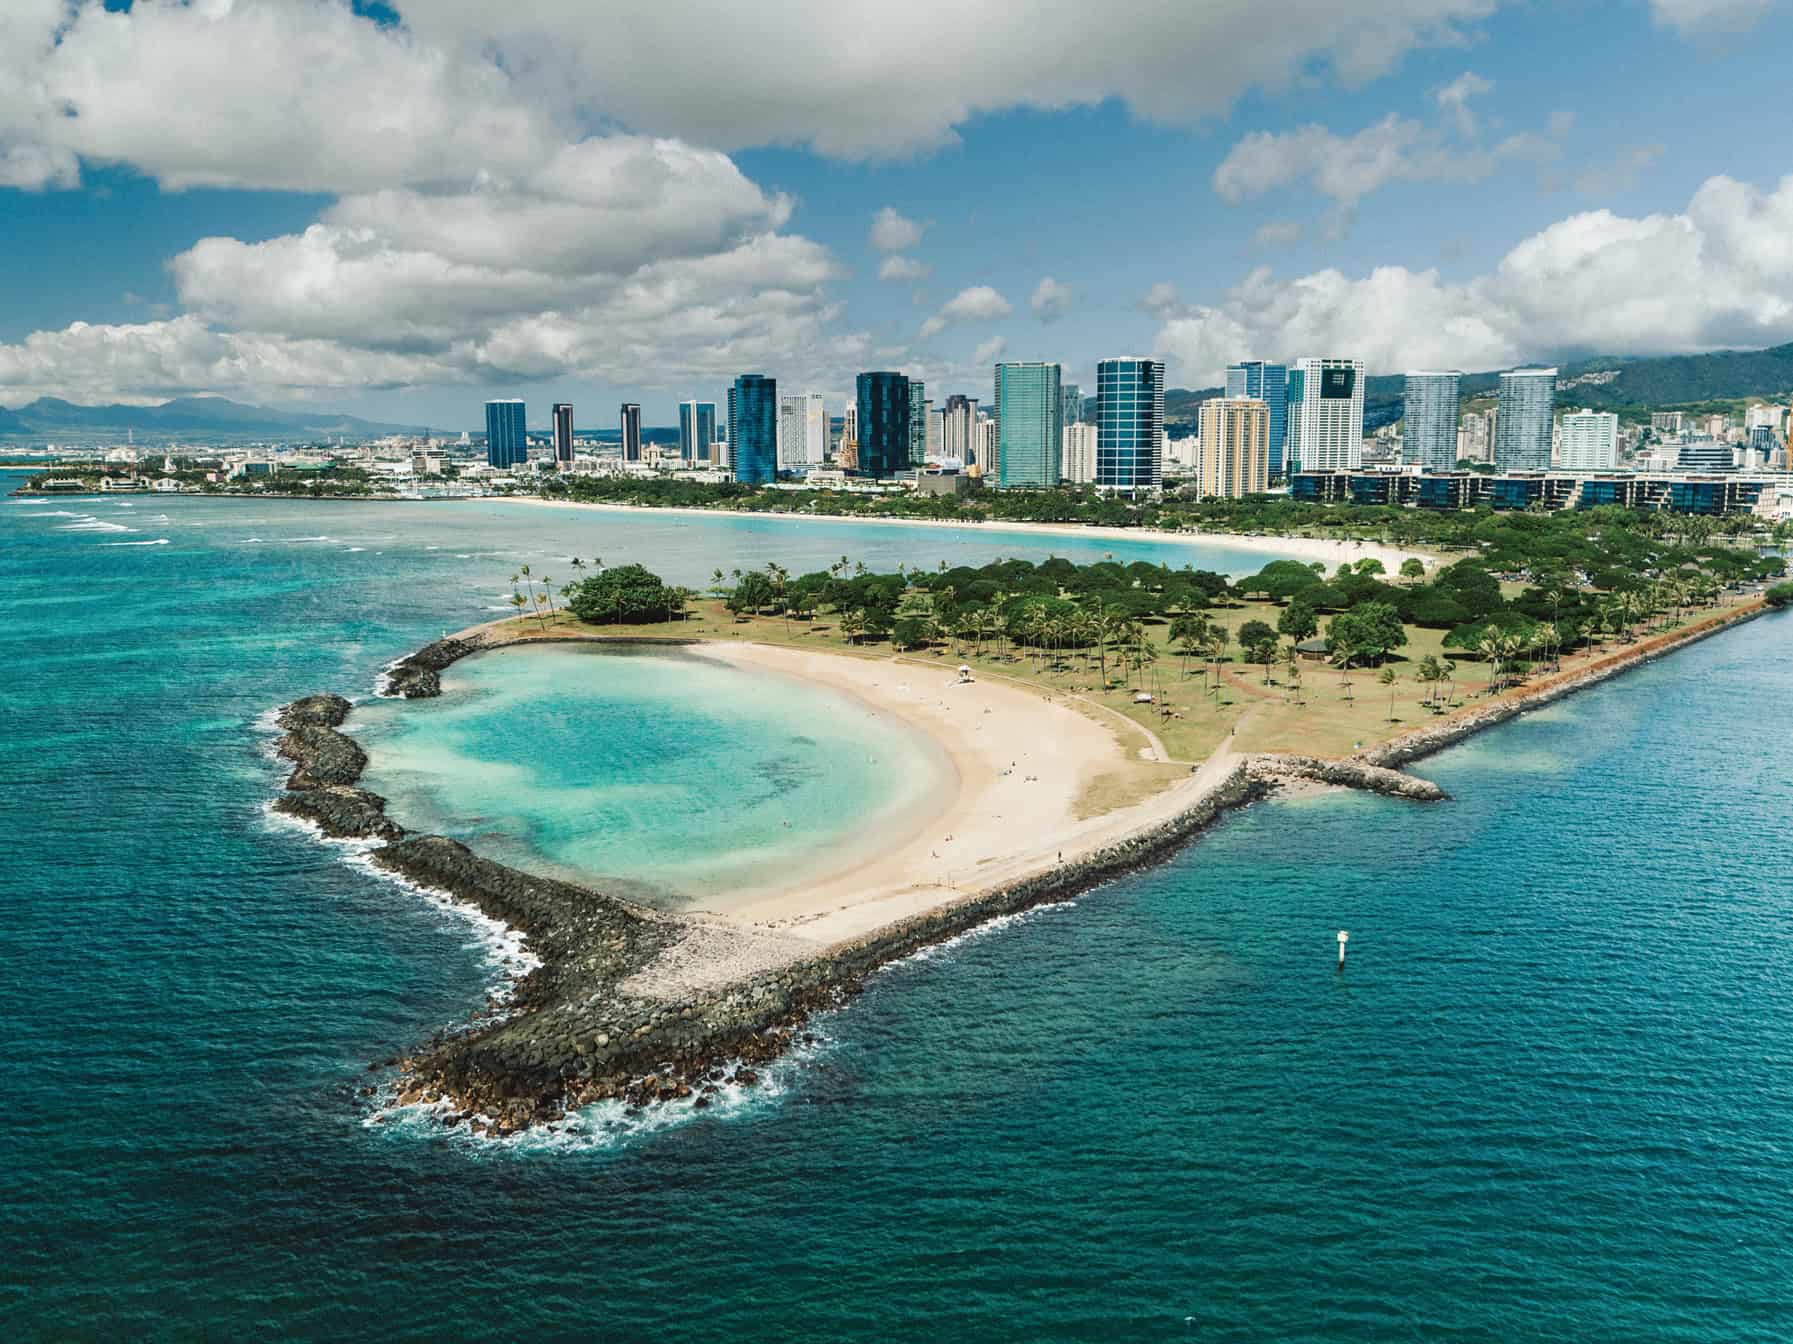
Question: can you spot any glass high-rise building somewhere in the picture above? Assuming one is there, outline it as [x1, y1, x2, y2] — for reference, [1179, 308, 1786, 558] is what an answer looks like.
[1494, 368, 1557, 471]
[1225, 361, 1288, 477]
[619, 403, 642, 462]
[1060, 382, 1084, 429]
[1095, 357, 1164, 491]
[728, 375, 778, 484]
[856, 371, 911, 477]
[551, 403, 574, 465]
[678, 400, 716, 462]
[1402, 370, 1461, 470]
[993, 362, 1063, 489]
[941, 394, 978, 463]
[908, 380, 929, 465]
[484, 399, 527, 469]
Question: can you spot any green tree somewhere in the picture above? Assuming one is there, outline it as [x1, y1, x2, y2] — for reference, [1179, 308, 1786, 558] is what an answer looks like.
[567, 564, 682, 625]
[1276, 598, 1318, 644]
[1326, 601, 1407, 665]
[1399, 557, 1426, 584]
[1239, 618, 1279, 683]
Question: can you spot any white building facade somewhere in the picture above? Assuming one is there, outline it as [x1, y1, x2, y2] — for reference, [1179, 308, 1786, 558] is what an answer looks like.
[1288, 357, 1365, 471]
[1558, 409, 1620, 471]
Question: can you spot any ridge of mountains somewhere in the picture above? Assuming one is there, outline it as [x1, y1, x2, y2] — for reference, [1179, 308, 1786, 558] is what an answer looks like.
[0, 395, 425, 440]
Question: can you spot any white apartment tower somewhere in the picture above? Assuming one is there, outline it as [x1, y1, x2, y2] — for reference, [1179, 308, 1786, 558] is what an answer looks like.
[777, 392, 827, 467]
[1559, 409, 1620, 472]
[1288, 357, 1365, 471]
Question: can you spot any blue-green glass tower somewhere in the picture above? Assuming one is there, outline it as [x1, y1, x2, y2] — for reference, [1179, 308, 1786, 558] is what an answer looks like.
[994, 362, 1063, 489]
[1226, 360, 1288, 476]
[484, 399, 527, 469]
[1095, 358, 1163, 491]
[728, 375, 777, 484]
[855, 371, 911, 477]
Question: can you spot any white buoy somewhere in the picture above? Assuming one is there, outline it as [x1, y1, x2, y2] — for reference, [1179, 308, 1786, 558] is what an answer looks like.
[1337, 929, 1349, 971]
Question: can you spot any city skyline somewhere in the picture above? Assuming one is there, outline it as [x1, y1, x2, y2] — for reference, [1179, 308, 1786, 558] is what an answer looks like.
[1, 3, 1790, 427]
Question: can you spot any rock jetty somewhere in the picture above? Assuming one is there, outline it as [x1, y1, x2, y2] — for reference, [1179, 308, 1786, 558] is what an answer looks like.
[380, 636, 486, 699]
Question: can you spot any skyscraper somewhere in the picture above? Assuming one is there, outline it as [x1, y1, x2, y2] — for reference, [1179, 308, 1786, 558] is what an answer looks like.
[551, 403, 574, 465]
[993, 362, 1063, 488]
[776, 391, 826, 467]
[1095, 357, 1164, 491]
[1287, 358, 1364, 472]
[941, 394, 978, 462]
[484, 399, 527, 469]
[778, 394, 805, 468]
[1402, 370, 1461, 470]
[728, 375, 777, 484]
[1060, 383, 1084, 429]
[1197, 398, 1270, 498]
[1560, 409, 1619, 471]
[1062, 422, 1098, 484]
[678, 400, 717, 463]
[855, 372, 911, 477]
[1494, 368, 1556, 471]
[908, 380, 929, 466]
[1225, 360, 1288, 476]
[619, 402, 642, 463]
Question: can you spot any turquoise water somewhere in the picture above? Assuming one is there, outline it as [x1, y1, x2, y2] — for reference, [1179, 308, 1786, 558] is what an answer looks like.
[354, 643, 949, 904]
[6, 489, 1793, 1339]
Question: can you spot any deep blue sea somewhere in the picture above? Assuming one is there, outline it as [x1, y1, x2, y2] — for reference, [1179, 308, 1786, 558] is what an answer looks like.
[6, 486, 1793, 1340]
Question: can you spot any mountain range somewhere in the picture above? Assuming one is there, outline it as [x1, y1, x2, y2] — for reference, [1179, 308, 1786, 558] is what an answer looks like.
[0, 396, 425, 440]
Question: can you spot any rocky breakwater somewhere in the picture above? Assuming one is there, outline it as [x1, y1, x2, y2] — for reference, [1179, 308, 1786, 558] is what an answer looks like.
[1249, 754, 1449, 802]
[380, 636, 486, 699]
[270, 693, 402, 841]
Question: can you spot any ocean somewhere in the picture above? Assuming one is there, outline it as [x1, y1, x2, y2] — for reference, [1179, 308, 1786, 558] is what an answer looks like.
[5, 488, 1792, 1340]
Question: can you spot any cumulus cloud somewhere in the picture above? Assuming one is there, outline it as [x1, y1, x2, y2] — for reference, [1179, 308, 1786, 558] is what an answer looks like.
[870, 207, 926, 251]
[1139, 282, 1188, 320]
[1153, 173, 1793, 385]
[397, 0, 1501, 159]
[878, 255, 931, 282]
[1030, 277, 1074, 321]
[972, 336, 1008, 367]
[1650, 0, 1779, 33]
[919, 286, 1013, 340]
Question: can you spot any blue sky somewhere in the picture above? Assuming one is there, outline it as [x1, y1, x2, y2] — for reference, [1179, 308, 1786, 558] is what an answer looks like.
[1, 0, 1790, 428]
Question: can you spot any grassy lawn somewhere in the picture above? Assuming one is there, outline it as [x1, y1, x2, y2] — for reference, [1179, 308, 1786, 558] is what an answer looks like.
[479, 591, 1756, 765]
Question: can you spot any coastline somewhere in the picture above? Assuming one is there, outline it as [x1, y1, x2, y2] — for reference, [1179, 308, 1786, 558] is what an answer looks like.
[271, 593, 1773, 1137]
[512, 496, 1435, 573]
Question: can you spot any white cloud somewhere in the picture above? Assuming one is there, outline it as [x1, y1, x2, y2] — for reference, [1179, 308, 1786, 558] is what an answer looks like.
[1251, 220, 1305, 248]
[398, 0, 1500, 159]
[1215, 114, 1488, 206]
[870, 207, 926, 251]
[2, 0, 559, 193]
[1139, 282, 1187, 319]
[1574, 143, 1665, 195]
[1153, 173, 1793, 385]
[1030, 277, 1074, 321]
[972, 336, 1008, 367]
[1433, 70, 1493, 136]
[1650, 0, 1779, 34]
[878, 255, 931, 282]
[919, 286, 1012, 340]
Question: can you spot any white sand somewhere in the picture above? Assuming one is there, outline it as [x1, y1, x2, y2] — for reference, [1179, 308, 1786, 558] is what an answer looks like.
[693, 643, 1230, 947]
[512, 496, 1433, 573]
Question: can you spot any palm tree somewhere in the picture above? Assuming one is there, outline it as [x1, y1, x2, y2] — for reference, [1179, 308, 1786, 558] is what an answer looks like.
[840, 607, 866, 646]
[1379, 666, 1398, 721]
[509, 589, 528, 625]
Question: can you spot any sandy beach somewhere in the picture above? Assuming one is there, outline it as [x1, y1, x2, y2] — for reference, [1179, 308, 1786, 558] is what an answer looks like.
[692, 642, 1217, 946]
[514, 496, 1433, 573]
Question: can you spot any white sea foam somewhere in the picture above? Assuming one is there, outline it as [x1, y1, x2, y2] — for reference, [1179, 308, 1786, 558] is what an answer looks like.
[33, 509, 89, 517]
[292, 534, 333, 543]
[57, 518, 135, 533]
[345, 546, 366, 552]
[100, 538, 170, 547]
[891, 900, 1078, 967]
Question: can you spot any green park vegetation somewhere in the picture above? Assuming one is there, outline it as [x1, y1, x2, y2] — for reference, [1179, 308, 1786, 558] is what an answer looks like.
[491, 514, 1785, 763]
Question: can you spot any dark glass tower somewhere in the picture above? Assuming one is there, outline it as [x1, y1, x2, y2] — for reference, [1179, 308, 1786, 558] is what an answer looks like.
[678, 401, 717, 462]
[619, 403, 642, 462]
[551, 403, 574, 464]
[728, 375, 778, 484]
[484, 399, 527, 469]
[1095, 358, 1163, 492]
[855, 371, 911, 477]
[1225, 360, 1288, 476]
